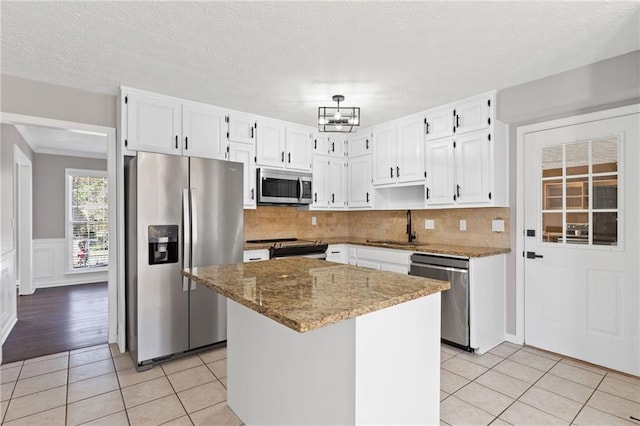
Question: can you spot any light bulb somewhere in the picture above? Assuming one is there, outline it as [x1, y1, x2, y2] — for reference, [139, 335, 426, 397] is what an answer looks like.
[318, 117, 326, 125]
[334, 110, 341, 120]
[336, 124, 342, 130]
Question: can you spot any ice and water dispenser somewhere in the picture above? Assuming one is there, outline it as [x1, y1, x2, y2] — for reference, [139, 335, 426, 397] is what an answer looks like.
[148, 225, 179, 265]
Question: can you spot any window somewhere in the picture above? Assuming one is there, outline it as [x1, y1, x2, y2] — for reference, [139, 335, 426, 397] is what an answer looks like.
[540, 136, 620, 247]
[66, 169, 108, 271]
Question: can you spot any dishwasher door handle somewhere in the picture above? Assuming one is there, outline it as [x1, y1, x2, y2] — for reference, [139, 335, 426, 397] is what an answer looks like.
[410, 262, 468, 275]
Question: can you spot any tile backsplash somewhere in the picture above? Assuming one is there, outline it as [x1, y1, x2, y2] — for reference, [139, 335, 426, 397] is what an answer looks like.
[245, 207, 510, 248]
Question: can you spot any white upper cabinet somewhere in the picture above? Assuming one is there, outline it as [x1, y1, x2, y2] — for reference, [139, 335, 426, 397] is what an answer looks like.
[256, 119, 286, 168]
[395, 115, 426, 183]
[312, 134, 329, 155]
[425, 137, 455, 205]
[347, 131, 371, 157]
[286, 127, 312, 171]
[328, 158, 346, 208]
[228, 112, 256, 144]
[228, 141, 257, 209]
[372, 124, 396, 185]
[454, 131, 491, 204]
[125, 91, 182, 155]
[328, 135, 346, 158]
[182, 103, 227, 160]
[424, 106, 454, 141]
[454, 95, 492, 135]
[372, 117, 425, 186]
[348, 155, 373, 208]
[312, 156, 329, 208]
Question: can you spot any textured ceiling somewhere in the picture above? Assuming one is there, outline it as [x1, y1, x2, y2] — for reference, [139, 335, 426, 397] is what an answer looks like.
[2, 1, 639, 128]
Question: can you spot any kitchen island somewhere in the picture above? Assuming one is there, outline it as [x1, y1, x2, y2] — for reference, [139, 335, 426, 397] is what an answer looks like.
[183, 258, 450, 425]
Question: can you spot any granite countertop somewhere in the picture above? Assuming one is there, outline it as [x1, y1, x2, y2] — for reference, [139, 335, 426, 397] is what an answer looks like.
[244, 238, 510, 257]
[182, 257, 450, 333]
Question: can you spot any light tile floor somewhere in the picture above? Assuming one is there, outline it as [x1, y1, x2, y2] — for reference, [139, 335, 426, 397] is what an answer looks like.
[1, 341, 638, 425]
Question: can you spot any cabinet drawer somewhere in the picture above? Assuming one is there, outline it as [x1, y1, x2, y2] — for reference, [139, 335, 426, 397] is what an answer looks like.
[243, 249, 269, 262]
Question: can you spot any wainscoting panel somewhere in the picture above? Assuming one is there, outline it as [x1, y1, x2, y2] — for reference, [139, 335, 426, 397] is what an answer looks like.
[33, 239, 107, 288]
[1, 250, 18, 345]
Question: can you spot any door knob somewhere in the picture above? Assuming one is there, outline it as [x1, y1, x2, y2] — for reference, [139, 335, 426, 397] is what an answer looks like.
[526, 251, 544, 259]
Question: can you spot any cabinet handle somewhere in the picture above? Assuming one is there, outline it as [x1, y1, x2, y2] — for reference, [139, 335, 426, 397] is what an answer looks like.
[332, 193, 335, 203]
[426, 187, 430, 200]
[314, 192, 317, 203]
[396, 166, 400, 178]
[366, 192, 370, 202]
[425, 121, 430, 135]
[251, 188, 255, 200]
[251, 127, 254, 139]
[456, 185, 461, 198]
[330, 251, 340, 254]
[281, 151, 285, 162]
[175, 135, 178, 149]
[314, 139, 317, 149]
[390, 167, 394, 178]
[331, 142, 335, 152]
[456, 114, 461, 128]
[288, 152, 291, 163]
[185, 136, 189, 150]
[366, 139, 369, 149]
[249, 257, 261, 261]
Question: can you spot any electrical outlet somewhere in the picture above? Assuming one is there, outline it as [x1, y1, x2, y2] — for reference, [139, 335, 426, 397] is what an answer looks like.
[492, 219, 505, 232]
[425, 219, 435, 230]
[459, 220, 467, 231]
[311, 216, 317, 226]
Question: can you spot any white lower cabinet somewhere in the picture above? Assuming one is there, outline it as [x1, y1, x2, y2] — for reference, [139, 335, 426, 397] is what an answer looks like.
[325, 244, 348, 264]
[243, 249, 270, 262]
[469, 254, 506, 353]
[350, 245, 411, 274]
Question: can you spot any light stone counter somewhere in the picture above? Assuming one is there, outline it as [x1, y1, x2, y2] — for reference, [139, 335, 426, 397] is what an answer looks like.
[182, 257, 449, 333]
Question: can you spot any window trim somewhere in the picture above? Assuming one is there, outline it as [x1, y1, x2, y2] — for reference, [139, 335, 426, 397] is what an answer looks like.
[65, 168, 109, 274]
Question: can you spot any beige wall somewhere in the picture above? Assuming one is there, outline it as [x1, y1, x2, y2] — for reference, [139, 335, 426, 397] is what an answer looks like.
[245, 206, 509, 249]
[32, 154, 107, 239]
[1, 124, 34, 256]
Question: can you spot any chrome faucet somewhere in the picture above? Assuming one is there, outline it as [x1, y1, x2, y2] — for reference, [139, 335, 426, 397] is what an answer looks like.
[406, 210, 417, 243]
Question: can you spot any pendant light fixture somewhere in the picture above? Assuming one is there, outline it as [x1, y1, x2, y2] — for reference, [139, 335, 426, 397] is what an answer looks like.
[317, 95, 360, 133]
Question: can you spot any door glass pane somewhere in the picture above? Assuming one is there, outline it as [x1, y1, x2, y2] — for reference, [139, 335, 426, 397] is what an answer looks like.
[566, 212, 589, 245]
[543, 179, 562, 210]
[593, 176, 618, 209]
[593, 212, 617, 246]
[542, 146, 562, 178]
[542, 213, 562, 243]
[566, 178, 587, 210]
[592, 137, 618, 173]
[566, 142, 589, 176]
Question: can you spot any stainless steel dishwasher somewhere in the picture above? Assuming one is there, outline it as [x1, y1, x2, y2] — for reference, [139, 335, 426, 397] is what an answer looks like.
[409, 253, 471, 351]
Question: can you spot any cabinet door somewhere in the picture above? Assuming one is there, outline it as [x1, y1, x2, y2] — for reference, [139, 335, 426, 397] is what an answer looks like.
[228, 113, 256, 144]
[228, 142, 257, 208]
[312, 134, 329, 155]
[328, 135, 346, 158]
[348, 155, 372, 208]
[356, 259, 380, 270]
[312, 156, 329, 208]
[182, 104, 226, 160]
[286, 127, 312, 171]
[425, 105, 454, 141]
[256, 119, 286, 168]
[347, 132, 371, 157]
[126, 92, 182, 154]
[328, 158, 346, 208]
[426, 138, 455, 205]
[454, 95, 491, 135]
[396, 116, 425, 184]
[372, 125, 396, 185]
[455, 132, 491, 204]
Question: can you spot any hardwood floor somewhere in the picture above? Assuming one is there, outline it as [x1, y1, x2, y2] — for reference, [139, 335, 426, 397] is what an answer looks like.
[1, 281, 108, 364]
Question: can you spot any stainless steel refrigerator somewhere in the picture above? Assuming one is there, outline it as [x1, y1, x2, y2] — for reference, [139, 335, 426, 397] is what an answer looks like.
[125, 152, 243, 370]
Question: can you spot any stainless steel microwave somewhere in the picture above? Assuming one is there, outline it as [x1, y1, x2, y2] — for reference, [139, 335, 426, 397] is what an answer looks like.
[257, 168, 313, 205]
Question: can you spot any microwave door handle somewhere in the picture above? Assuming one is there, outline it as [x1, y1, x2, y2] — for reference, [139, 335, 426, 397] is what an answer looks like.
[298, 177, 303, 202]
[182, 189, 190, 292]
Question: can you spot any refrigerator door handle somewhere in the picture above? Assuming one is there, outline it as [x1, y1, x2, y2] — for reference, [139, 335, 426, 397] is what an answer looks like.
[190, 188, 198, 291]
[182, 189, 190, 292]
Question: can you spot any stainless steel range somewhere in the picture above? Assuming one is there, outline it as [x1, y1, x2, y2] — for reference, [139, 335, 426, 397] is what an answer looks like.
[246, 238, 328, 259]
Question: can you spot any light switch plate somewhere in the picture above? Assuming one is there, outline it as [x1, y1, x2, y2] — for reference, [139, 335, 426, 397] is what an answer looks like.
[425, 219, 435, 230]
[311, 216, 317, 226]
[492, 219, 505, 232]
[459, 220, 467, 231]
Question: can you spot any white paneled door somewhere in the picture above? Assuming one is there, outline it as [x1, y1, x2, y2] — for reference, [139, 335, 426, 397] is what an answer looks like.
[523, 111, 639, 376]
